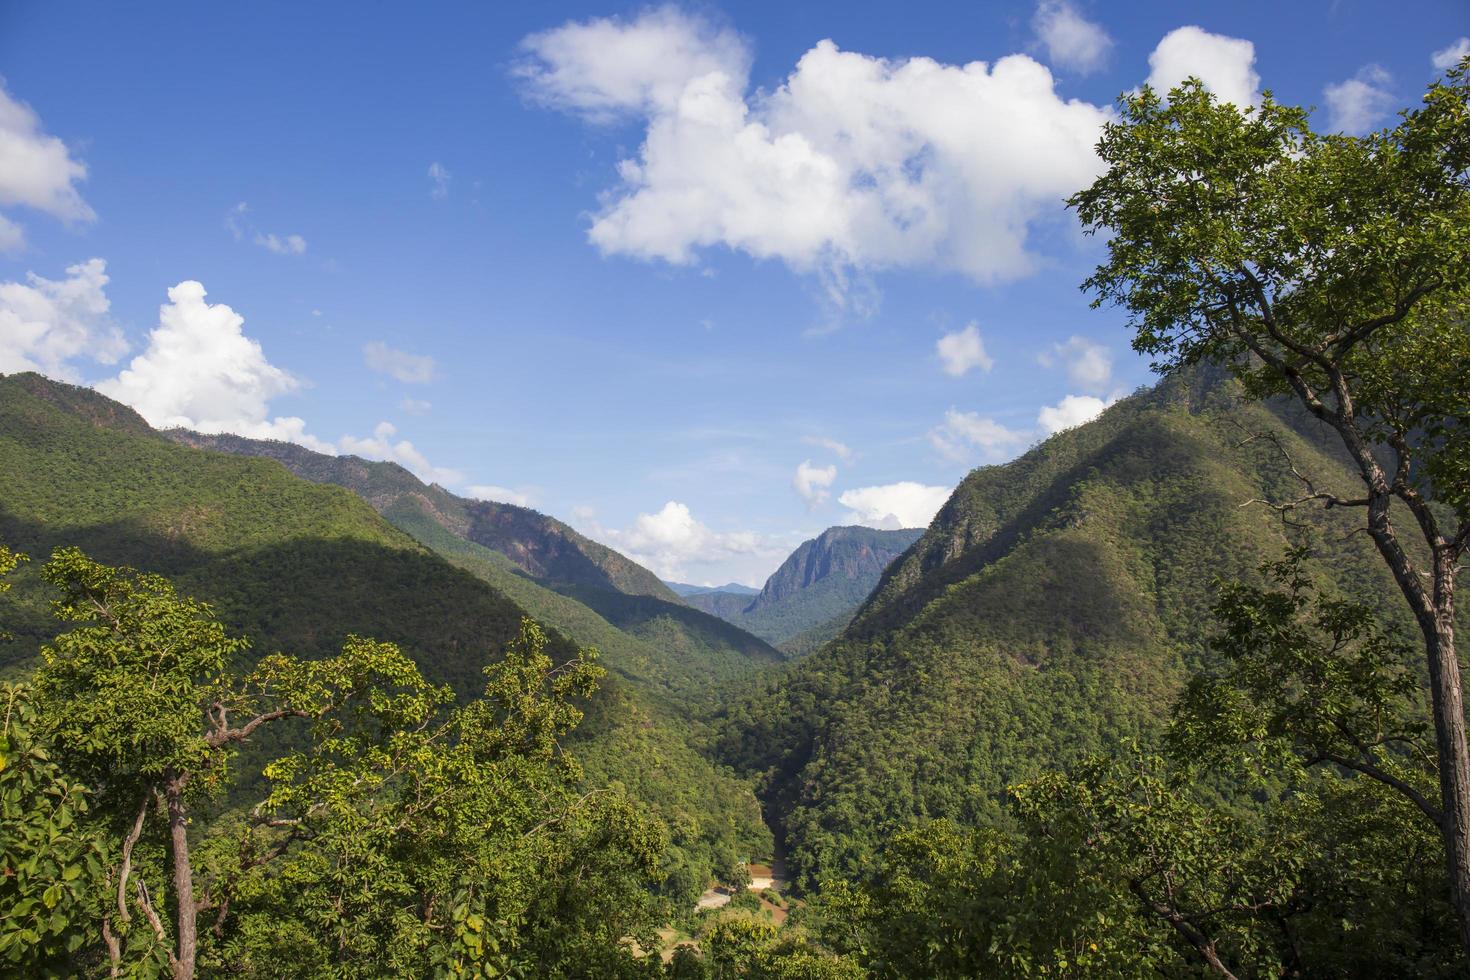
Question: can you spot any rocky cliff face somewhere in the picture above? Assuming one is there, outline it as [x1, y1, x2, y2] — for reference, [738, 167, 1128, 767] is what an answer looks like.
[746, 526, 923, 614]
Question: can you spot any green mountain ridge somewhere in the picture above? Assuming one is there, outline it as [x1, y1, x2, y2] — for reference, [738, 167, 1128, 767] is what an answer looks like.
[715, 367, 1435, 890]
[0, 372, 773, 902]
[163, 428, 784, 705]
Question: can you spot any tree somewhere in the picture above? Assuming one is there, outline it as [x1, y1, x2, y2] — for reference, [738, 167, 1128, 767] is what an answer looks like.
[0, 549, 107, 975]
[225, 618, 669, 977]
[1070, 60, 1470, 949]
[32, 547, 451, 979]
[0, 682, 110, 976]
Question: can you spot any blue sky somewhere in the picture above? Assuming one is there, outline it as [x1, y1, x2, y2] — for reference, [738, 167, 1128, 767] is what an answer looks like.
[2, 1, 1466, 584]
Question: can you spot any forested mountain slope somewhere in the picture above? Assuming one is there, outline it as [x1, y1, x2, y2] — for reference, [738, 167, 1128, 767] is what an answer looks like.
[716, 367, 1430, 889]
[0, 372, 771, 900]
[167, 429, 784, 703]
[682, 526, 923, 652]
[165, 431, 677, 598]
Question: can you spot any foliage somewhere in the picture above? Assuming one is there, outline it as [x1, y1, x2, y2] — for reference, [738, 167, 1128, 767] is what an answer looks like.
[222, 619, 669, 978]
[819, 552, 1461, 977]
[1069, 70, 1470, 522]
[8, 547, 675, 977]
[0, 372, 773, 908]
[1069, 59, 1470, 949]
[1171, 549, 1437, 821]
[668, 916, 862, 979]
[0, 682, 109, 976]
[717, 370, 1417, 889]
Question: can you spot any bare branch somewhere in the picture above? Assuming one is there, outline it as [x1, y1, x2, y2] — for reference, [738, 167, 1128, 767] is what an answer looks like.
[205, 707, 308, 748]
[116, 793, 150, 925]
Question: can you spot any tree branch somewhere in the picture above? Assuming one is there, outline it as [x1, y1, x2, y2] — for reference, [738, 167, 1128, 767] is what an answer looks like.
[205, 707, 307, 748]
[1309, 750, 1444, 829]
[116, 792, 150, 925]
[1129, 879, 1240, 980]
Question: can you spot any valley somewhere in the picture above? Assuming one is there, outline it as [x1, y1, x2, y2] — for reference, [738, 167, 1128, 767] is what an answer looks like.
[3, 24, 1467, 974]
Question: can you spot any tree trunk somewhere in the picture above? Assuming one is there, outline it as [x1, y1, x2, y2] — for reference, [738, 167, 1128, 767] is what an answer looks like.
[1425, 554, 1470, 956]
[165, 775, 197, 980]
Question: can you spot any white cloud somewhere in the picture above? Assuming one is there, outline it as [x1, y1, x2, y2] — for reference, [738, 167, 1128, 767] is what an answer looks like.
[1037, 393, 1116, 435]
[793, 459, 837, 507]
[838, 481, 951, 530]
[0, 80, 93, 249]
[1323, 65, 1395, 135]
[226, 203, 307, 256]
[96, 280, 334, 452]
[339, 421, 462, 485]
[936, 322, 994, 377]
[1147, 26, 1259, 108]
[428, 162, 451, 199]
[1039, 335, 1111, 392]
[517, 7, 751, 122]
[803, 435, 853, 461]
[520, 9, 1111, 288]
[1432, 38, 1470, 72]
[591, 500, 787, 582]
[254, 232, 307, 255]
[364, 341, 436, 383]
[399, 397, 432, 415]
[1032, 1, 1113, 75]
[929, 408, 1025, 463]
[465, 484, 534, 507]
[0, 258, 126, 378]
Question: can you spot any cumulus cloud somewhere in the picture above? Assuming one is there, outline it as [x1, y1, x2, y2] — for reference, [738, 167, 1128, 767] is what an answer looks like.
[364, 341, 436, 383]
[1433, 38, 1470, 72]
[1037, 393, 1116, 435]
[226, 203, 308, 256]
[96, 280, 333, 451]
[793, 459, 837, 507]
[936, 322, 994, 377]
[339, 421, 463, 485]
[0, 258, 126, 378]
[464, 484, 534, 507]
[517, 7, 751, 122]
[591, 500, 786, 581]
[1032, 1, 1113, 75]
[519, 8, 1111, 288]
[1323, 66, 1395, 135]
[929, 408, 1025, 463]
[1039, 335, 1112, 392]
[839, 481, 951, 530]
[803, 435, 853, 460]
[428, 162, 451, 199]
[399, 397, 432, 415]
[1147, 26, 1259, 107]
[0, 80, 94, 249]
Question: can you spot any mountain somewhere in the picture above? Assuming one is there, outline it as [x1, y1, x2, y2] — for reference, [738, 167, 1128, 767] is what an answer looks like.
[740, 526, 923, 645]
[667, 581, 760, 597]
[680, 526, 923, 653]
[165, 429, 783, 704]
[681, 588, 761, 620]
[0, 372, 773, 900]
[715, 367, 1429, 890]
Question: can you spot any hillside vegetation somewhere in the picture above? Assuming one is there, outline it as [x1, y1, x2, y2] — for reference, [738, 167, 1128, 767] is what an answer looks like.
[0, 372, 772, 904]
[716, 368, 1433, 888]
